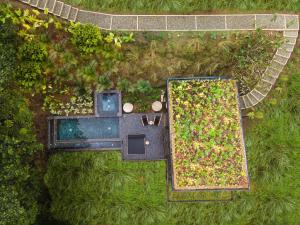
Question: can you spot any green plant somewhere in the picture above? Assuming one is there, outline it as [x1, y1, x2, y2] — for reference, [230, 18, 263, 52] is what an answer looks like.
[16, 41, 47, 90]
[0, 4, 54, 40]
[18, 41, 47, 62]
[116, 77, 131, 92]
[68, 22, 102, 55]
[169, 79, 248, 189]
[0, 90, 42, 225]
[134, 79, 153, 94]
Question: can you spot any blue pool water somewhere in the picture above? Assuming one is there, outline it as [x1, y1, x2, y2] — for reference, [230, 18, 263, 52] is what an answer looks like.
[57, 117, 119, 141]
[97, 93, 119, 114]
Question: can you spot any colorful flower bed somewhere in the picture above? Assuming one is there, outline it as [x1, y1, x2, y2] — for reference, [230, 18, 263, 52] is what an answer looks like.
[168, 78, 249, 190]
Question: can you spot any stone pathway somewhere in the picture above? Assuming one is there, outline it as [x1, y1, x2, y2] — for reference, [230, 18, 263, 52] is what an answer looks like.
[18, 0, 299, 109]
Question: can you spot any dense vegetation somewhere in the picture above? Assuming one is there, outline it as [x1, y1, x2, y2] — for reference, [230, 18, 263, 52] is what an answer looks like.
[0, 20, 43, 225]
[63, 0, 300, 13]
[168, 79, 248, 189]
[1, 2, 299, 225]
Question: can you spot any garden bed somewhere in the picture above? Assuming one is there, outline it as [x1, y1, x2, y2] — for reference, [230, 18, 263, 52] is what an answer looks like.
[167, 77, 249, 190]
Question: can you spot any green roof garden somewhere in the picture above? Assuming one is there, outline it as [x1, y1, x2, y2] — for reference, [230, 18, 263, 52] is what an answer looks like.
[167, 78, 249, 190]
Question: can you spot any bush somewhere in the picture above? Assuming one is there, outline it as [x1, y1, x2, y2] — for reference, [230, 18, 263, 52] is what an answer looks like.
[134, 79, 153, 94]
[17, 62, 42, 88]
[16, 41, 47, 89]
[18, 42, 47, 62]
[68, 23, 102, 55]
[0, 21, 18, 89]
[0, 90, 42, 225]
[117, 78, 131, 92]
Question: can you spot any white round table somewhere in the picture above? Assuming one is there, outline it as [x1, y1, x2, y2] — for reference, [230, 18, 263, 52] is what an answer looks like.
[152, 101, 162, 112]
[123, 103, 133, 113]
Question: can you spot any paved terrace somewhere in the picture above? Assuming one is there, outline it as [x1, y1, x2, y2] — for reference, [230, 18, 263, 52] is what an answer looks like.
[18, 0, 299, 109]
[120, 113, 167, 160]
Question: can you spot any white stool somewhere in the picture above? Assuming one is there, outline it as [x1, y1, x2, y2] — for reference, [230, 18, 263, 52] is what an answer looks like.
[152, 101, 162, 112]
[123, 103, 133, 113]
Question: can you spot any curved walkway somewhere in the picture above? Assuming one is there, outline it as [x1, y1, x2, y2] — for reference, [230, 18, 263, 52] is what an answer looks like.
[19, 0, 299, 109]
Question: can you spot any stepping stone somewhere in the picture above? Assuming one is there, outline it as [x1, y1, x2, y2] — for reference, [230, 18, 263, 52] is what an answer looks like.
[273, 54, 289, 65]
[61, 4, 71, 19]
[252, 89, 265, 99]
[242, 95, 252, 108]
[270, 60, 284, 72]
[76, 11, 111, 29]
[285, 15, 299, 29]
[239, 96, 246, 109]
[46, 0, 56, 13]
[109, 16, 135, 30]
[276, 48, 291, 58]
[196, 16, 225, 30]
[264, 67, 280, 79]
[247, 92, 259, 105]
[29, 0, 39, 6]
[284, 37, 297, 45]
[226, 15, 255, 29]
[167, 16, 196, 30]
[283, 30, 299, 37]
[255, 80, 272, 96]
[111, 15, 137, 30]
[256, 14, 285, 29]
[53, 1, 63, 16]
[68, 7, 78, 22]
[280, 42, 295, 52]
[138, 16, 166, 31]
[263, 74, 277, 84]
[37, 0, 48, 9]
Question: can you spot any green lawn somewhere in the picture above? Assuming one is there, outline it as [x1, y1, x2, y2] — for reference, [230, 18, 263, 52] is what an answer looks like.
[63, 0, 300, 13]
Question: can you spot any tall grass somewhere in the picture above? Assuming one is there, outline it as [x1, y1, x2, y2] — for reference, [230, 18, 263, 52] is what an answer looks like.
[63, 0, 300, 13]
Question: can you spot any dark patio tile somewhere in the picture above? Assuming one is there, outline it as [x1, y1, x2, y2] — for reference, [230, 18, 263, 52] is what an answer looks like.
[120, 113, 167, 160]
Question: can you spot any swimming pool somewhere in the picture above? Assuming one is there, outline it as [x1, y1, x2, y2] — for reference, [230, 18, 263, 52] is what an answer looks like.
[96, 92, 120, 115]
[57, 117, 119, 141]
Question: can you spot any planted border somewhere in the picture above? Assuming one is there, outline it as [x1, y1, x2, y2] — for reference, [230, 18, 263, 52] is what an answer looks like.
[167, 77, 249, 190]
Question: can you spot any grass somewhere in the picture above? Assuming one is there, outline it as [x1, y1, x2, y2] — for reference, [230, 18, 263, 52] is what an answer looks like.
[45, 44, 300, 225]
[45, 152, 167, 225]
[168, 79, 248, 190]
[62, 0, 300, 13]
[117, 31, 280, 95]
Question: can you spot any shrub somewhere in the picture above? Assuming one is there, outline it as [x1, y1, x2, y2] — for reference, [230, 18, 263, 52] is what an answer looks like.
[0, 90, 42, 225]
[17, 62, 42, 88]
[134, 79, 153, 94]
[68, 23, 102, 55]
[117, 78, 131, 92]
[16, 41, 47, 89]
[18, 41, 47, 62]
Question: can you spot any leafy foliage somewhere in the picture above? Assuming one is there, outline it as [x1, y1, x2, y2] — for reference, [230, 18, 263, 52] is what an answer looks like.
[16, 41, 47, 89]
[68, 23, 103, 55]
[0, 90, 43, 225]
[168, 79, 248, 189]
[18, 41, 47, 62]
